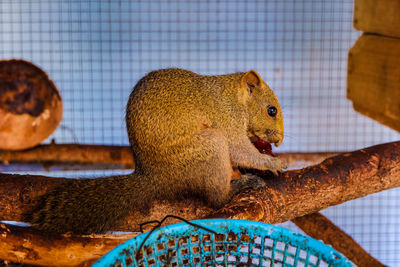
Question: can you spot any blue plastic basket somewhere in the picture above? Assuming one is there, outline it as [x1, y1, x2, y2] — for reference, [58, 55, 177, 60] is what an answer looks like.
[93, 219, 354, 267]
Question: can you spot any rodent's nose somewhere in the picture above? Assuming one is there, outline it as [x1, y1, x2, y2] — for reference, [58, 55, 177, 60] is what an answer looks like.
[275, 138, 282, 147]
[273, 132, 284, 147]
[265, 129, 283, 147]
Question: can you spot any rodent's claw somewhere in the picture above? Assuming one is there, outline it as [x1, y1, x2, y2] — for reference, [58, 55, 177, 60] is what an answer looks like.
[270, 169, 279, 177]
[281, 160, 288, 170]
[268, 157, 286, 169]
[268, 157, 287, 176]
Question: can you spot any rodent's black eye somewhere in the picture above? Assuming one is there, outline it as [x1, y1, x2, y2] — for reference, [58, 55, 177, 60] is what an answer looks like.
[267, 105, 277, 117]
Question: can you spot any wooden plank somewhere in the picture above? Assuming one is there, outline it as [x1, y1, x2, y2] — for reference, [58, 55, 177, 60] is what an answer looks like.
[354, 0, 400, 38]
[347, 34, 400, 132]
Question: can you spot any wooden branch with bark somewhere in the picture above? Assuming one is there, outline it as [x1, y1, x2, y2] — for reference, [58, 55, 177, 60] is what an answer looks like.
[292, 212, 385, 267]
[0, 143, 337, 171]
[1, 141, 399, 266]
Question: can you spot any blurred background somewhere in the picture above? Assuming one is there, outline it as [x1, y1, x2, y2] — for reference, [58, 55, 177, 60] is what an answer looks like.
[1, 0, 399, 265]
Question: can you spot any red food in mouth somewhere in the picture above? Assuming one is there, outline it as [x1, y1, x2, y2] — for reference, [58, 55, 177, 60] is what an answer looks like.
[253, 138, 275, 156]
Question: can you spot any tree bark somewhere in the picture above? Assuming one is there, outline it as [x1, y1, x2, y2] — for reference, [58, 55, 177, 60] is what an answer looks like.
[210, 141, 399, 222]
[0, 144, 134, 167]
[0, 222, 136, 266]
[0, 141, 399, 266]
[0, 143, 337, 171]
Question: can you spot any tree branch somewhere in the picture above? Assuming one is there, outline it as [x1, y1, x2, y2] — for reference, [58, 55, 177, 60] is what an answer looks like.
[292, 212, 385, 267]
[0, 144, 134, 167]
[0, 141, 399, 265]
[212, 141, 400, 222]
[0, 222, 136, 266]
[0, 143, 337, 171]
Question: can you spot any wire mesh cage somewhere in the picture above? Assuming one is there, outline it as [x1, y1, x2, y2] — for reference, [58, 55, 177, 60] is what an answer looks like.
[94, 219, 354, 267]
[1, 0, 400, 265]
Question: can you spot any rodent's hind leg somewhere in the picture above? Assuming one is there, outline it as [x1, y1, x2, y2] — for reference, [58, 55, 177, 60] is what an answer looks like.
[230, 174, 266, 197]
[190, 128, 234, 208]
[152, 128, 235, 209]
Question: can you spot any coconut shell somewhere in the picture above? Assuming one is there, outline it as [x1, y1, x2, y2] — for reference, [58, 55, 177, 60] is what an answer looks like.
[0, 59, 63, 150]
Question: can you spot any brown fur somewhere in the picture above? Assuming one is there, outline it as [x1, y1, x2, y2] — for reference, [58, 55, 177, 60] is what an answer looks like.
[26, 68, 285, 234]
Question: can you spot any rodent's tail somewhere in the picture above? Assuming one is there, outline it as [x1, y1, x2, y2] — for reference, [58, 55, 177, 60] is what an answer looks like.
[24, 172, 151, 235]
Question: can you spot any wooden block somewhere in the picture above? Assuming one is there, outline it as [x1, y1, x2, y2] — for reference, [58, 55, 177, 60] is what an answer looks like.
[354, 0, 400, 38]
[347, 34, 400, 132]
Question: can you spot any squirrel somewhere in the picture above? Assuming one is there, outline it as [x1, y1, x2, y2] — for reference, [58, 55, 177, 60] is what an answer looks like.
[25, 68, 286, 234]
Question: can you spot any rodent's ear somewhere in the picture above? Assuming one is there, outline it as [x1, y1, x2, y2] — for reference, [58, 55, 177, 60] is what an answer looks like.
[242, 70, 263, 93]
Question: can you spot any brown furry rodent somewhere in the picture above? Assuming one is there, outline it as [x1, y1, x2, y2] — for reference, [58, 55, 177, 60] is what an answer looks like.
[25, 68, 286, 234]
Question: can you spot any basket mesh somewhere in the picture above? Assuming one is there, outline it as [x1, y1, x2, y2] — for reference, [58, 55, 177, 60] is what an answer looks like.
[94, 219, 354, 267]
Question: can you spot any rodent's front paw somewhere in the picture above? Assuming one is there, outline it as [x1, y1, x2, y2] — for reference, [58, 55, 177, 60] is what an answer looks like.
[264, 156, 287, 176]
